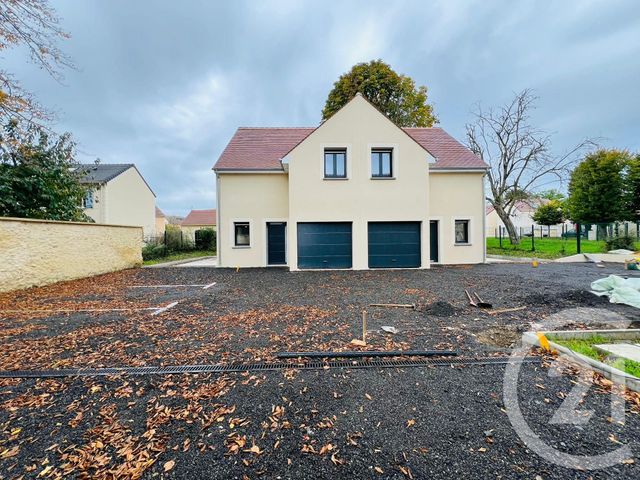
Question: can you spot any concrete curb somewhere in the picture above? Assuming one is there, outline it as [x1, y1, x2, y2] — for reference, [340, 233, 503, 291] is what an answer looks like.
[523, 329, 640, 393]
[143, 256, 217, 269]
[486, 254, 543, 263]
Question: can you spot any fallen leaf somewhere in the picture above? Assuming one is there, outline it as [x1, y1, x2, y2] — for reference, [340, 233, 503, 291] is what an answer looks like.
[406, 419, 415, 427]
[374, 466, 384, 474]
[164, 460, 175, 472]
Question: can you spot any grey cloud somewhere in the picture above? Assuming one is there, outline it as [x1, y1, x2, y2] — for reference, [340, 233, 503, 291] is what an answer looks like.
[4, 0, 639, 214]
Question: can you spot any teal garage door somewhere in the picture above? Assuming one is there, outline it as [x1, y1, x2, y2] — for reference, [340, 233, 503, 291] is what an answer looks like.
[368, 222, 421, 268]
[297, 222, 352, 269]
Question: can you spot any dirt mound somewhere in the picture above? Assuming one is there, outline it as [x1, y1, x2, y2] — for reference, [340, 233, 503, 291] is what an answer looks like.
[523, 290, 609, 308]
[477, 326, 520, 348]
[424, 301, 459, 317]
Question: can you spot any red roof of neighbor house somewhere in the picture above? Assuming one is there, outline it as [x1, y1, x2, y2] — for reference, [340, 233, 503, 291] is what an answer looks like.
[181, 209, 217, 226]
[213, 127, 487, 171]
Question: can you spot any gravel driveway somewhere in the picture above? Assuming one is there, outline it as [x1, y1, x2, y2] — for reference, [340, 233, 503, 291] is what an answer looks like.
[0, 263, 638, 478]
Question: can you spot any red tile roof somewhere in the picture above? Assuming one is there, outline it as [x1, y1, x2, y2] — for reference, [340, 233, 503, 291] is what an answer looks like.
[403, 128, 488, 169]
[214, 127, 487, 171]
[181, 209, 217, 226]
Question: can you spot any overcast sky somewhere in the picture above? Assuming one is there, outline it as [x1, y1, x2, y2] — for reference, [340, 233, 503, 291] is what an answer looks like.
[5, 0, 640, 215]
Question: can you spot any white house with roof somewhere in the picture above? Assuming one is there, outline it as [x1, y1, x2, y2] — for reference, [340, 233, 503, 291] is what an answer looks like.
[213, 94, 488, 270]
[79, 163, 156, 237]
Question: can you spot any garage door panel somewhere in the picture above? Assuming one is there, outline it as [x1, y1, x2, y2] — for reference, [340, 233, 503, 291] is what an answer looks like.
[368, 222, 421, 268]
[297, 222, 352, 269]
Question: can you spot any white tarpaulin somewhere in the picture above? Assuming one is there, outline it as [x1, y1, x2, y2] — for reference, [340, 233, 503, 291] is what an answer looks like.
[591, 275, 640, 309]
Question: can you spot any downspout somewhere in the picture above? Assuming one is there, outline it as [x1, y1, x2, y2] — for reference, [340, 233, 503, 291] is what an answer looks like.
[215, 171, 221, 267]
[482, 171, 487, 264]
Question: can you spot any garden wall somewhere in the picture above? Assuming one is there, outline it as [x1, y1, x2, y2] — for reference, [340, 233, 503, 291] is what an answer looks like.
[0, 217, 142, 293]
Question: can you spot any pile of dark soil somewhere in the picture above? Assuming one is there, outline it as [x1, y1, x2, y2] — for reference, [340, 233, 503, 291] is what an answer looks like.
[423, 301, 459, 317]
[523, 289, 609, 308]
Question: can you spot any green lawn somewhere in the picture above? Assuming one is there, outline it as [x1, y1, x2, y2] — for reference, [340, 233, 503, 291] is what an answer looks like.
[551, 335, 640, 378]
[486, 237, 640, 259]
[143, 250, 215, 266]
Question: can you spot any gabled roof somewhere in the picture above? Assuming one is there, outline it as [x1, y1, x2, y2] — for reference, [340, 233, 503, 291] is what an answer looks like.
[78, 163, 156, 196]
[78, 164, 133, 183]
[181, 209, 217, 226]
[155, 207, 166, 218]
[214, 128, 314, 171]
[213, 127, 487, 171]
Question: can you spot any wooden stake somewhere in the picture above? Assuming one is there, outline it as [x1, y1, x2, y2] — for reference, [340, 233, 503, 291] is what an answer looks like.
[362, 310, 367, 344]
[369, 303, 415, 309]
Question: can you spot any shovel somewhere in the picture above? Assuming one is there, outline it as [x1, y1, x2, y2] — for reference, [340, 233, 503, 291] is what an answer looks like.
[465, 289, 478, 307]
[473, 292, 493, 309]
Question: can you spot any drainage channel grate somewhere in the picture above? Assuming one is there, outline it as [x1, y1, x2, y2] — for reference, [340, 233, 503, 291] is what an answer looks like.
[0, 357, 539, 379]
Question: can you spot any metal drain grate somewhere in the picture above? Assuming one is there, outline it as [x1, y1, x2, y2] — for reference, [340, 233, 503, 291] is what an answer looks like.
[0, 356, 539, 379]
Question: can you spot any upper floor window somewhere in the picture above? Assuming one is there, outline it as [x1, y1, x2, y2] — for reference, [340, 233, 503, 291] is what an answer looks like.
[324, 149, 346, 178]
[371, 148, 393, 178]
[82, 190, 94, 209]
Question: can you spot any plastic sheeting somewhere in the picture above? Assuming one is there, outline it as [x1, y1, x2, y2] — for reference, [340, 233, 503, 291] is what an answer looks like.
[591, 275, 640, 309]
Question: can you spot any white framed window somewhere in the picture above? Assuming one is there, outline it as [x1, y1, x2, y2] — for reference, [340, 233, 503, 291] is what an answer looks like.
[455, 219, 470, 244]
[82, 190, 94, 209]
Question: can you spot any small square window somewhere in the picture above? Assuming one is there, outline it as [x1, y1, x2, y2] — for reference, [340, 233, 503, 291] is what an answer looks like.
[234, 222, 250, 246]
[371, 149, 393, 177]
[324, 149, 347, 178]
[82, 190, 94, 209]
[455, 220, 470, 244]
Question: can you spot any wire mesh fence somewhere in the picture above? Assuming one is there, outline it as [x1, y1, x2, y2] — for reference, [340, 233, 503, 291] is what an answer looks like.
[487, 221, 640, 257]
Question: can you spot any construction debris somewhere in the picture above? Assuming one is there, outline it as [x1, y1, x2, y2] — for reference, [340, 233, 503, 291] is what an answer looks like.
[486, 306, 527, 315]
[369, 303, 415, 309]
[276, 350, 458, 359]
[381, 326, 399, 334]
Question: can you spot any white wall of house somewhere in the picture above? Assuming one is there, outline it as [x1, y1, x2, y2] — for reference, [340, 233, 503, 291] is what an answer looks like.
[217, 173, 289, 267]
[82, 167, 155, 237]
[286, 94, 432, 270]
[430, 171, 485, 264]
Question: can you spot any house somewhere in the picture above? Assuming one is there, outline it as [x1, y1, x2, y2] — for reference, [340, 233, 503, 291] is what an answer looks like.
[213, 93, 488, 270]
[180, 209, 217, 243]
[155, 207, 168, 237]
[486, 201, 537, 237]
[79, 163, 156, 237]
[486, 199, 567, 237]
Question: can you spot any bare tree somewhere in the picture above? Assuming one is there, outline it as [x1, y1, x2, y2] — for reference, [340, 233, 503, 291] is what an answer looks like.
[466, 89, 593, 244]
[0, 0, 74, 128]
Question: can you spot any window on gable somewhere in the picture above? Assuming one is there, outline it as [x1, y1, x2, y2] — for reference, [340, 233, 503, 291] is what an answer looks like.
[324, 149, 347, 178]
[455, 220, 470, 244]
[371, 149, 393, 178]
[234, 222, 250, 246]
[82, 190, 94, 209]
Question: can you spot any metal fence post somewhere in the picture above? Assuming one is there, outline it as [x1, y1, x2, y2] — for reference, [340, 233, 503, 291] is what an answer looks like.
[531, 225, 535, 251]
[499, 226, 502, 248]
[576, 223, 581, 253]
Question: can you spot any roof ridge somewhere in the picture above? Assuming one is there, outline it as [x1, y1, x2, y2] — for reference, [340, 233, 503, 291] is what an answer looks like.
[237, 126, 315, 130]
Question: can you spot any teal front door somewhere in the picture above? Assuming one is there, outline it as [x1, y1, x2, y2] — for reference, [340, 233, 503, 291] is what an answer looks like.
[429, 221, 439, 263]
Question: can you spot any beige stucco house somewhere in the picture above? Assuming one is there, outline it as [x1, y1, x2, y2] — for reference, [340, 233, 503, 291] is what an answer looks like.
[180, 209, 217, 243]
[213, 94, 488, 270]
[155, 207, 168, 237]
[80, 164, 156, 237]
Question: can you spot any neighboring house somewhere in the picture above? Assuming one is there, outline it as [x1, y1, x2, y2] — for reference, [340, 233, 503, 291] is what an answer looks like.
[180, 209, 217, 243]
[486, 199, 568, 237]
[155, 207, 168, 237]
[486, 201, 538, 236]
[213, 93, 488, 270]
[79, 163, 156, 237]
